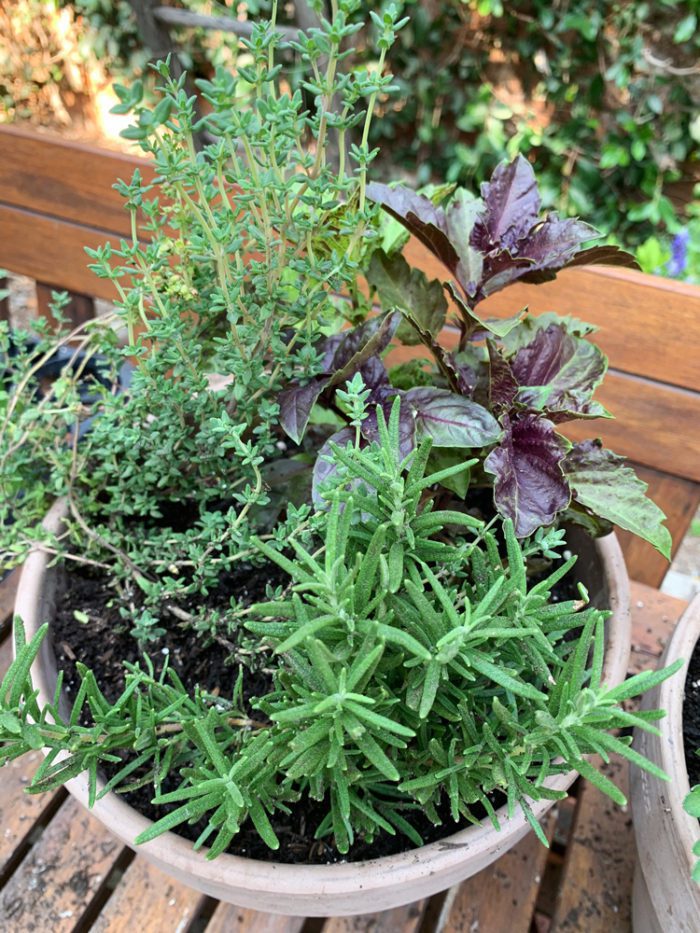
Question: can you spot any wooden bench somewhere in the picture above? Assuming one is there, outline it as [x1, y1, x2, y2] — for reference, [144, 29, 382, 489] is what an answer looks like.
[0, 123, 699, 931]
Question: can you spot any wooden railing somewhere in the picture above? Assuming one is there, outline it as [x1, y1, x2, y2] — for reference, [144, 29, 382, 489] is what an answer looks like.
[1, 122, 698, 586]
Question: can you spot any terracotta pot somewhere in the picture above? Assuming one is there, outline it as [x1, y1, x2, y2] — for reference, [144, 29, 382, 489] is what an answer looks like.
[631, 596, 700, 933]
[15, 499, 631, 916]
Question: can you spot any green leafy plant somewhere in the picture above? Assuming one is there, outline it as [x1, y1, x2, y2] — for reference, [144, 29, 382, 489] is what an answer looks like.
[0, 2, 683, 861]
[0, 404, 683, 855]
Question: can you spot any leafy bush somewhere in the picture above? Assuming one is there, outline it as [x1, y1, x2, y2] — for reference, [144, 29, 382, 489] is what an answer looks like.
[364, 1, 700, 254]
[0, 1, 681, 858]
[1, 409, 682, 855]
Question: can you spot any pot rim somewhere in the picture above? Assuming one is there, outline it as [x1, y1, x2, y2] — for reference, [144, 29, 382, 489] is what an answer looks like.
[14, 498, 632, 902]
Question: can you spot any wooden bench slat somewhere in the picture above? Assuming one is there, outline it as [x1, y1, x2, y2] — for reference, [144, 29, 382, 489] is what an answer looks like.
[0, 796, 124, 931]
[435, 813, 554, 933]
[406, 239, 700, 394]
[563, 370, 700, 484]
[0, 125, 150, 237]
[0, 203, 118, 301]
[91, 857, 207, 933]
[322, 900, 426, 933]
[205, 903, 304, 933]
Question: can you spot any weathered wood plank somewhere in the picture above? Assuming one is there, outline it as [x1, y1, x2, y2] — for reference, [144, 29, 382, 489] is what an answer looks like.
[0, 795, 125, 931]
[92, 857, 207, 933]
[322, 900, 426, 933]
[205, 903, 304, 933]
[0, 203, 118, 300]
[36, 283, 96, 328]
[435, 814, 554, 933]
[405, 238, 700, 393]
[615, 468, 700, 587]
[562, 371, 700, 484]
[0, 125, 150, 236]
[547, 583, 686, 931]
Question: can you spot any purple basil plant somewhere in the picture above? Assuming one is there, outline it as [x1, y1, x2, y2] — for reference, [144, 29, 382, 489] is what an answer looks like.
[278, 156, 670, 556]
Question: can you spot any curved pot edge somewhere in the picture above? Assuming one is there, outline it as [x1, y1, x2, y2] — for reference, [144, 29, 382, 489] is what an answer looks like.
[13, 502, 632, 915]
[631, 594, 700, 932]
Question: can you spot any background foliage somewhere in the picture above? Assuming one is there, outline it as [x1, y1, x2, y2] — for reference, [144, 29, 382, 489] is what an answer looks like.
[2, 1, 698, 277]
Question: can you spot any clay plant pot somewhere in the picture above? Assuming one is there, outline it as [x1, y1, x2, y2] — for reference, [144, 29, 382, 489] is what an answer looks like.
[631, 595, 700, 933]
[14, 498, 632, 917]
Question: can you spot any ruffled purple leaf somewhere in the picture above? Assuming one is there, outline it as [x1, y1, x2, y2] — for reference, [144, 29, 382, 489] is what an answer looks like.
[511, 323, 608, 420]
[487, 341, 519, 410]
[562, 440, 671, 558]
[444, 190, 484, 297]
[279, 313, 399, 445]
[404, 387, 501, 449]
[278, 377, 328, 445]
[327, 311, 401, 389]
[366, 183, 459, 272]
[484, 414, 571, 536]
[472, 155, 541, 253]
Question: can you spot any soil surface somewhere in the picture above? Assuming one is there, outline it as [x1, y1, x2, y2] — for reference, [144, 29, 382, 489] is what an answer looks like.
[683, 637, 700, 789]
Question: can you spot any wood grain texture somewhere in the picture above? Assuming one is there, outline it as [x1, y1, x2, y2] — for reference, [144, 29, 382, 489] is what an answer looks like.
[548, 583, 686, 932]
[36, 283, 96, 328]
[0, 795, 124, 932]
[0, 125, 151, 236]
[615, 467, 700, 587]
[561, 370, 700, 483]
[205, 902, 304, 933]
[322, 900, 426, 933]
[0, 204, 118, 300]
[405, 238, 700, 393]
[437, 814, 554, 933]
[91, 857, 207, 933]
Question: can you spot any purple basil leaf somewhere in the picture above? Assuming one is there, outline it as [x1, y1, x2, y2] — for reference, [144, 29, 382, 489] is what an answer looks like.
[359, 355, 391, 395]
[487, 341, 519, 410]
[328, 311, 400, 387]
[444, 190, 485, 297]
[404, 387, 501, 449]
[562, 440, 671, 557]
[484, 414, 571, 536]
[511, 323, 608, 420]
[517, 216, 596, 267]
[562, 244, 639, 271]
[366, 182, 459, 273]
[367, 249, 447, 346]
[472, 155, 541, 253]
[311, 427, 355, 506]
[479, 216, 597, 299]
[278, 376, 328, 444]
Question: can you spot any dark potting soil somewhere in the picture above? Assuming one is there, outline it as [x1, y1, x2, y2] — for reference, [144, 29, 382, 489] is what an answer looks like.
[683, 637, 700, 790]
[50, 536, 580, 864]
